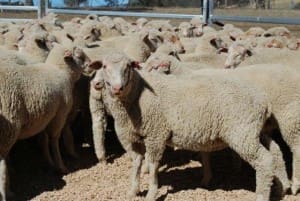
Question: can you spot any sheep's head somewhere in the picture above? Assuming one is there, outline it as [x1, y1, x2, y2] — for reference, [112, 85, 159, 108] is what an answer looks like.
[224, 43, 252, 69]
[161, 31, 185, 53]
[90, 69, 105, 91]
[88, 53, 141, 96]
[176, 22, 204, 38]
[145, 54, 172, 74]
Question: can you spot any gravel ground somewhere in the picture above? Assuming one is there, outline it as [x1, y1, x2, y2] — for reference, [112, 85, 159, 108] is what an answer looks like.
[8, 130, 300, 201]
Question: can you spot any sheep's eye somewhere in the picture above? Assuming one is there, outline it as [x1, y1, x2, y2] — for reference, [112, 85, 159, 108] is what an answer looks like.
[103, 65, 107, 69]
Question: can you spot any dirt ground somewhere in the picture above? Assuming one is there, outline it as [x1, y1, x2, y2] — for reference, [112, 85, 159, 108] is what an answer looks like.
[1, 7, 300, 201]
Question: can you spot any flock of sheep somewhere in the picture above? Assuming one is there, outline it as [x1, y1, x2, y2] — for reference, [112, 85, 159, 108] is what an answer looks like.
[0, 12, 299, 201]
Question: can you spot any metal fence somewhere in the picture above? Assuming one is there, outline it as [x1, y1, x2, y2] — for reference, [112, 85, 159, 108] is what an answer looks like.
[0, 0, 42, 21]
[208, 0, 300, 25]
[45, 0, 204, 20]
[0, 0, 299, 25]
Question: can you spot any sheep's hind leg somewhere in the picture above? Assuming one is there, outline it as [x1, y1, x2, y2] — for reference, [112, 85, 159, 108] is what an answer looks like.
[261, 134, 290, 196]
[62, 124, 79, 159]
[225, 130, 274, 201]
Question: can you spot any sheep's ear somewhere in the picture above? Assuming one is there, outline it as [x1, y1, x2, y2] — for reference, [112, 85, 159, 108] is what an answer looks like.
[173, 27, 180, 32]
[264, 33, 272, 37]
[246, 49, 252, 57]
[63, 50, 75, 65]
[216, 47, 228, 54]
[88, 60, 103, 70]
[38, 23, 47, 31]
[169, 51, 181, 61]
[130, 61, 141, 69]
[17, 34, 24, 42]
[35, 38, 48, 50]
[66, 33, 75, 42]
[83, 35, 91, 40]
[230, 36, 236, 41]
[210, 38, 218, 49]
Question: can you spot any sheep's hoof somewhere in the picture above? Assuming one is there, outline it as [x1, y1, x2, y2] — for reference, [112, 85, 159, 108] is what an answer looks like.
[59, 166, 69, 174]
[141, 164, 149, 174]
[200, 177, 210, 188]
[69, 151, 79, 159]
[97, 156, 107, 164]
[291, 183, 300, 195]
[145, 193, 156, 201]
[126, 189, 138, 200]
[7, 189, 15, 200]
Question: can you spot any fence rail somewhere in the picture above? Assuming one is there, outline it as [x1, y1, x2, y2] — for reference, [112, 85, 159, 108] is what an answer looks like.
[0, 0, 299, 26]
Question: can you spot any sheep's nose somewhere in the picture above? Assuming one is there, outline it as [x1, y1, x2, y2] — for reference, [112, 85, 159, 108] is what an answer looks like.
[112, 84, 123, 94]
[93, 81, 103, 90]
[224, 64, 232, 69]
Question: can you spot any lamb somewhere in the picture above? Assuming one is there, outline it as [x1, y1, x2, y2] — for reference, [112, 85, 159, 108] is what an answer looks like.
[0, 43, 91, 200]
[263, 26, 291, 38]
[88, 52, 279, 201]
[223, 41, 300, 68]
[176, 22, 204, 38]
[144, 51, 214, 74]
[143, 20, 173, 31]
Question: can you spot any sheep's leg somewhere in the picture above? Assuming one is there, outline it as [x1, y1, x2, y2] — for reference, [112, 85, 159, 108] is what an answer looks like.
[127, 150, 143, 199]
[144, 137, 166, 201]
[0, 158, 6, 201]
[90, 97, 107, 162]
[37, 131, 54, 167]
[277, 112, 300, 195]
[141, 153, 149, 174]
[62, 124, 78, 159]
[291, 145, 300, 195]
[50, 136, 68, 174]
[47, 112, 69, 174]
[261, 134, 290, 196]
[200, 151, 212, 187]
[225, 130, 274, 201]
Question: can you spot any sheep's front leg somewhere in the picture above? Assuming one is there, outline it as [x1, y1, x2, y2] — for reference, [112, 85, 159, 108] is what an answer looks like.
[47, 113, 69, 174]
[127, 150, 143, 199]
[144, 136, 166, 201]
[90, 96, 107, 162]
[0, 158, 7, 201]
[200, 152, 212, 187]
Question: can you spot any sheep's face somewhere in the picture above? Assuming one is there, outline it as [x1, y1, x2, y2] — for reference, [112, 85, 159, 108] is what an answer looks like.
[64, 47, 91, 74]
[145, 55, 171, 74]
[162, 32, 185, 53]
[224, 44, 252, 69]
[91, 69, 105, 91]
[88, 53, 140, 97]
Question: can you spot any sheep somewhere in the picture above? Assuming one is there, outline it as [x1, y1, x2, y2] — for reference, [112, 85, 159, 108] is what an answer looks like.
[1, 24, 23, 50]
[0, 43, 92, 200]
[178, 32, 228, 63]
[17, 32, 57, 63]
[176, 22, 204, 38]
[263, 26, 291, 38]
[89, 70, 108, 162]
[191, 65, 299, 195]
[143, 20, 173, 32]
[223, 41, 300, 68]
[144, 51, 214, 74]
[244, 27, 265, 38]
[88, 52, 278, 201]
